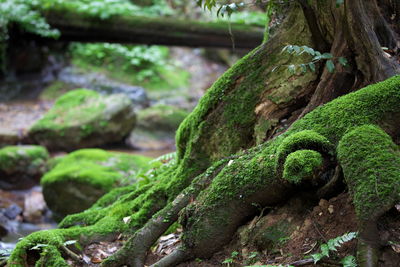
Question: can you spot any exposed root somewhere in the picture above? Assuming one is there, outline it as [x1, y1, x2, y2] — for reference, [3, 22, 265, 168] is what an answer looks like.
[101, 159, 229, 267]
[150, 247, 191, 267]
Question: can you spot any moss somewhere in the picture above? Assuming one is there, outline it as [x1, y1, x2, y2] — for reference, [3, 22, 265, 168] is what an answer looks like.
[0, 145, 49, 172]
[41, 149, 155, 217]
[30, 88, 136, 150]
[338, 125, 400, 221]
[255, 220, 291, 251]
[283, 150, 323, 184]
[275, 130, 333, 173]
[30, 89, 105, 135]
[180, 76, 400, 249]
[42, 149, 153, 189]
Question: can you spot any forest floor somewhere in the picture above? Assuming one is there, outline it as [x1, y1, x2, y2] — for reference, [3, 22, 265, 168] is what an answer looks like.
[58, 192, 400, 266]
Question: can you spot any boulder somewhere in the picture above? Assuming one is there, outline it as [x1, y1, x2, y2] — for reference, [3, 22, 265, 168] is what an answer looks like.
[0, 128, 21, 147]
[126, 104, 189, 150]
[41, 148, 157, 219]
[29, 89, 136, 151]
[0, 145, 49, 190]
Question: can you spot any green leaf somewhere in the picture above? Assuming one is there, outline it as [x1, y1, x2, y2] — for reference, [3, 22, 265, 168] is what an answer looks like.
[321, 53, 333, 59]
[300, 64, 307, 73]
[288, 64, 296, 74]
[320, 244, 330, 257]
[311, 253, 324, 264]
[308, 62, 316, 72]
[326, 60, 335, 73]
[340, 255, 357, 267]
[338, 57, 348, 66]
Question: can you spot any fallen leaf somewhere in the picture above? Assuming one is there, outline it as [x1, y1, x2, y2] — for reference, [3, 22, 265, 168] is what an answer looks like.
[123, 216, 131, 224]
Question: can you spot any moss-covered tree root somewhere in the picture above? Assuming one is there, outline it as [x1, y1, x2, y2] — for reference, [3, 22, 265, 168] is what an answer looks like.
[99, 159, 230, 267]
[338, 125, 400, 267]
[150, 76, 400, 266]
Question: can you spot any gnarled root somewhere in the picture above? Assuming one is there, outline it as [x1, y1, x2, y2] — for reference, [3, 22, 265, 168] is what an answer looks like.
[338, 125, 400, 267]
[101, 159, 229, 267]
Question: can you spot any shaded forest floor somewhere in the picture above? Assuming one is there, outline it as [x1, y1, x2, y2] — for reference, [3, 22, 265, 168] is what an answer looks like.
[61, 192, 400, 266]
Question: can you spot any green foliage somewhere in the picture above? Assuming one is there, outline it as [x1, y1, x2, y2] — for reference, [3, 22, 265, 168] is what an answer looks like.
[281, 45, 348, 74]
[70, 43, 169, 82]
[310, 232, 357, 264]
[222, 250, 240, 266]
[217, 10, 268, 27]
[0, 0, 173, 41]
[340, 255, 357, 267]
[0, 0, 59, 40]
[70, 43, 189, 91]
[39, 0, 173, 19]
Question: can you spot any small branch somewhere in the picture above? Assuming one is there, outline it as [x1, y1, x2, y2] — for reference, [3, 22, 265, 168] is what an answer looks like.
[289, 258, 341, 266]
[60, 245, 82, 263]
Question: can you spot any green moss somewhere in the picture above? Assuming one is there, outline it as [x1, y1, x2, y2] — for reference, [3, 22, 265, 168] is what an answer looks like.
[41, 149, 155, 218]
[338, 125, 400, 220]
[255, 220, 291, 251]
[180, 75, 400, 247]
[0, 145, 49, 171]
[283, 150, 323, 184]
[42, 149, 153, 189]
[275, 130, 333, 173]
[30, 89, 105, 135]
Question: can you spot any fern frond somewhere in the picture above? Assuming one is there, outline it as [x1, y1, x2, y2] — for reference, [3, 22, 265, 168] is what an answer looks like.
[310, 232, 357, 264]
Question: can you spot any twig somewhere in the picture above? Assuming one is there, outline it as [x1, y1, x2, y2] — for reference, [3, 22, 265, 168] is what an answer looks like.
[310, 213, 327, 243]
[60, 245, 82, 263]
[289, 258, 341, 266]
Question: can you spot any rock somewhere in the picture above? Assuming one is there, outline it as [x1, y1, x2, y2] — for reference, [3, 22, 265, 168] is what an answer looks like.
[40, 67, 149, 107]
[0, 128, 21, 147]
[23, 191, 47, 224]
[3, 204, 22, 220]
[126, 104, 189, 150]
[29, 89, 137, 151]
[41, 148, 157, 219]
[0, 145, 49, 190]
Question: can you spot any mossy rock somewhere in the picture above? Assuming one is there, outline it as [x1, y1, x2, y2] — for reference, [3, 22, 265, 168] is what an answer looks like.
[0, 145, 49, 190]
[29, 89, 136, 151]
[0, 128, 20, 147]
[41, 148, 156, 219]
[126, 104, 189, 150]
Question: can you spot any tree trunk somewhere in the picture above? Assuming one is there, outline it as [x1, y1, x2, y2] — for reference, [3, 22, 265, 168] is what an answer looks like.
[38, 8, 264, 49]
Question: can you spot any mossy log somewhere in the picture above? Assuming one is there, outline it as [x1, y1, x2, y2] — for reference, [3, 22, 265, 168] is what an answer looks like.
[38, 8, 264, 48]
